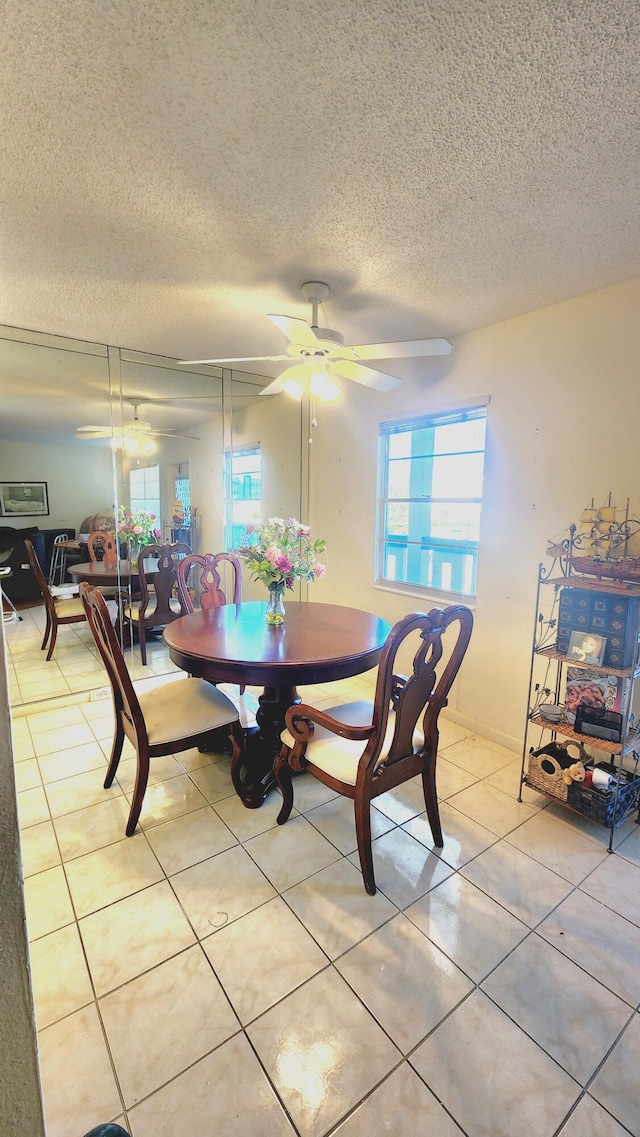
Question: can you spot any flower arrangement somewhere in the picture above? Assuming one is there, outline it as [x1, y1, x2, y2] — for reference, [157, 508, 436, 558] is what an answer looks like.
[236, 516, 327, 590]
[110, 506, 161, 547]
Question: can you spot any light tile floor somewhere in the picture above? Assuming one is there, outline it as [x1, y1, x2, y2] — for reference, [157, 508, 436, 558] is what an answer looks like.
[7, 627, 640, 1137]
[5, 603, 182, 708]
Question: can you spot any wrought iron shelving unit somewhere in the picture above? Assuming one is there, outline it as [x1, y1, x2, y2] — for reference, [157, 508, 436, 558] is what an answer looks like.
[518, 542, 640, 852]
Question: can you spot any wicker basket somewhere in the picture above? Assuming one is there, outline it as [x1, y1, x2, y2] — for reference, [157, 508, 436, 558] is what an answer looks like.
[527, 740, 587, 802]
[567, 763, 640, 827]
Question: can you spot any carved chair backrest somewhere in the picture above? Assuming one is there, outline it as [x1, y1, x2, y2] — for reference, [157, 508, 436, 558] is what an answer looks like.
[137, 542, 191, 623]
[87, 531, 117, 564]
[177, 552, 242, 613]
[80, 583, 145, 740]
[366, 606, 473, 772]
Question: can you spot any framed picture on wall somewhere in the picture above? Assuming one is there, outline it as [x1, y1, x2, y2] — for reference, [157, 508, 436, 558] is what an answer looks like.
[0, 481, 49, 517]
[568, 629, 607, 667]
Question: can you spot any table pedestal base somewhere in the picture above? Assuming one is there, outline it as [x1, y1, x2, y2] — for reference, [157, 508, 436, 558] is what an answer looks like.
[235, 685, 300, 808]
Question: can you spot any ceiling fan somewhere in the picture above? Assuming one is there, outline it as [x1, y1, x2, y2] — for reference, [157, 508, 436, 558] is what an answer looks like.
[180, 282, 452, 401]
[75, 400, 201, 454]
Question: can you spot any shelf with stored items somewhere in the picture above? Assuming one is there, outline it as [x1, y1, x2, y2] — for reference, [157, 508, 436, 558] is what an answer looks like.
[519, 556, 640, 851]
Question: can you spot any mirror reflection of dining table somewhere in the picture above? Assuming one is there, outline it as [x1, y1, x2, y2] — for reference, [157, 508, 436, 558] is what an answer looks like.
[67, 559, 155, 586]
[163, 600, 391, 807]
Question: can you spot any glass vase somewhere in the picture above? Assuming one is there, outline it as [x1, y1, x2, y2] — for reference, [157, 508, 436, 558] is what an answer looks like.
[128, 542, 141, 566]
[266, 581, 286, 625]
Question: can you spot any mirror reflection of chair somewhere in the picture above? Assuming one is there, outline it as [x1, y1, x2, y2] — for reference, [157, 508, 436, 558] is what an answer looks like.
[275, 606, 474, 895]
[124, 542, 191, 665]
[85, 530, 122, 600]
[177, 551, 245, 693]
[87, 531, 118, 566]
[24, 538, 87, 660]
[177, 552, 242, 612]
[80, 583, 244, 836]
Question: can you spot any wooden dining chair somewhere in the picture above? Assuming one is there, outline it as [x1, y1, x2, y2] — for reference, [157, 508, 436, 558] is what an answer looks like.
[24, 538, 87, 660]
[177, 551, 242, 612]
[275, 606, 474, 895]
[124, 541, 191, 665]
[85, 530, 122, 599]
[87, 531, 117, 565]
[177, 552, 244, 694]
[80, 583, 244, 836]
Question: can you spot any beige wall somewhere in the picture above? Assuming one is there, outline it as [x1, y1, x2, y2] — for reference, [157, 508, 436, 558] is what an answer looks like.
[309, 275, 640, 749]
[1, 439, 114, 533]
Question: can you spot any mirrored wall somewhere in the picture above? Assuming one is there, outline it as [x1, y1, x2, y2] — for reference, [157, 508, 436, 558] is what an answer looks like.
[0, 324, 304, 708]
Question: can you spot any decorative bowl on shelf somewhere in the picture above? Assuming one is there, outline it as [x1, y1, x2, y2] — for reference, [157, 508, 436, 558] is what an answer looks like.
[538, 703, 564, 723]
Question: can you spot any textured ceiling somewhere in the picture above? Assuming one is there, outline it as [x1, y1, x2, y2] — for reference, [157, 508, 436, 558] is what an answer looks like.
[1, 0, 639, 368]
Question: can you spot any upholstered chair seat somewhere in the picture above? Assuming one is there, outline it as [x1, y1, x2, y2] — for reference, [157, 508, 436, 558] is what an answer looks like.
[138, 678, 237, 746]
[280, 700, 418, 786]
[52, 596, 86, 619]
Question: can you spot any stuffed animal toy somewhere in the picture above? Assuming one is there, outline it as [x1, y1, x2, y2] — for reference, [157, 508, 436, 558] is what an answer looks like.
[562, 760, 586, 785]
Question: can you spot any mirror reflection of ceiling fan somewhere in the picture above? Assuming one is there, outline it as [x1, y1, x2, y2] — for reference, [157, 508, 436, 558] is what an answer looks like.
[180, 282, 452, 402]
[75, 400, 201, 455]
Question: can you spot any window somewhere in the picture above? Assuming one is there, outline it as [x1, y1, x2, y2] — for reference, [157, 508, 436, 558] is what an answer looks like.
[377, 404, 487, 597]
[174, 464, 191, 522]
[226, 445, 262, 548]
[129, 464, 161, 527]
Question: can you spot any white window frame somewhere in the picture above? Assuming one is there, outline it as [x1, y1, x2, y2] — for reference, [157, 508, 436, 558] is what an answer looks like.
[129, 464, 161, 525]
[376, 402, 488, 601]
[225, 444, 262, 549]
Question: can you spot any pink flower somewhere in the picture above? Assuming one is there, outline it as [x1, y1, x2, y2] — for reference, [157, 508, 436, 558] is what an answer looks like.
[133, 525, 143, 535]
[265, 546, 279, 564]
[313, 563, 326, 578]
[276, 554, 292, 572]
[298, 524, 311, 537]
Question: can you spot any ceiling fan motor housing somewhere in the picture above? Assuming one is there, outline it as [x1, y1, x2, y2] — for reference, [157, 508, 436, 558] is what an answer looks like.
[306, 328, 344, 350]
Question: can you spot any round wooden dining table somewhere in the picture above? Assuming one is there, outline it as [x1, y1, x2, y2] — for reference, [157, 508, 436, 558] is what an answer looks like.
[164, 600, 391, 807]
[68, 560, 143, 586]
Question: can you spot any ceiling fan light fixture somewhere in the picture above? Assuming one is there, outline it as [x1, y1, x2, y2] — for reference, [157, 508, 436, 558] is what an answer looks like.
[310, 368, 341, 403]
[282, 373, 306, 401]
[278, 360, 341, 403]
[122, 432, 156, 456]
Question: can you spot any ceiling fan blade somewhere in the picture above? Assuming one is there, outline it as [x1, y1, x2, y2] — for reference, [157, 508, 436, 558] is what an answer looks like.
[178, 355, 291, 365]
[75, 426, 112, 437]
[126, 394, 221, 404]
[268, 315, 320, 348]
[349, 337, 452, 360]
[148, 431, 201, 440]
[330, 360, 402, 392]
[259, 374, 288, 396]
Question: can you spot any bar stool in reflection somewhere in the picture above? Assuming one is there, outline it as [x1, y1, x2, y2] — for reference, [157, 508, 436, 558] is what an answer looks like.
[48, 533, 69, 586]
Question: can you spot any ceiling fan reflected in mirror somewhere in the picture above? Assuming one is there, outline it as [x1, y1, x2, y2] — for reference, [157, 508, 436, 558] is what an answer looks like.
[75, 400, 201, 455]
[180, 282, 452, 402]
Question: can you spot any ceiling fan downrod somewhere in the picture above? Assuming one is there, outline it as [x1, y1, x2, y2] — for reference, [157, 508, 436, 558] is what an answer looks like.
[301, 281, 330, 330]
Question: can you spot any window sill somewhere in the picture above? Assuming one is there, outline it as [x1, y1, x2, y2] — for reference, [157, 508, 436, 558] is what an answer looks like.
[374, 580, 477, 612]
